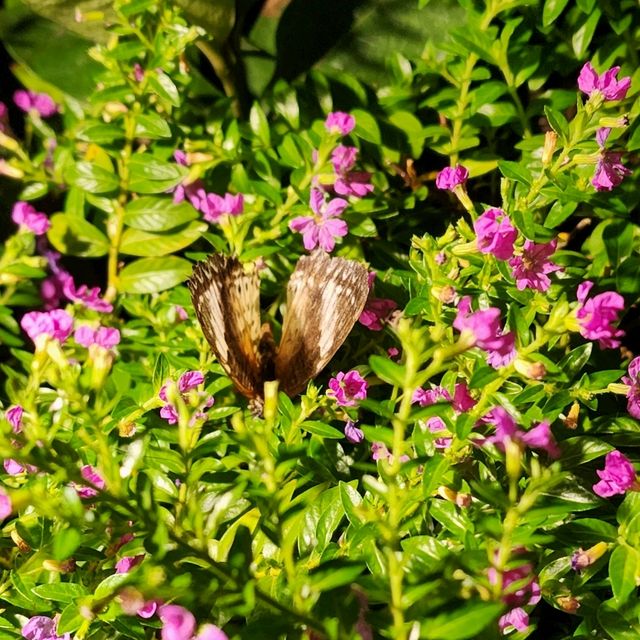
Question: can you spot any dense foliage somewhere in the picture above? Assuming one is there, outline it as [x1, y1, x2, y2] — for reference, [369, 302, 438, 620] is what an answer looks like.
[0, 0, 639, 639]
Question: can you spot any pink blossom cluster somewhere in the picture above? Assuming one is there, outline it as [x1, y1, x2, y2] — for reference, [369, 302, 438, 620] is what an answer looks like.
[592, 450, 637, 498]
[325, 112, 356, 135]
[159, 604, 227, 640]
[2, 405, 36, 476]
[344, 420, 364, 444]
[578, 62, 631, 102]
[473, 208, 561, 292]
[21, 309, 73, 345]
[171, 150, 243, 223]
[75, 325, 121, 349]
[576, 281, 625, 349]
[371, 442, 409, 464]
[435, 164, 468, 191]
[358, 271, 398, 331]
[327, 370, 368, 407]
[21, 615, 70, 640]
[159, 370, 213, 425]
[412, 383, 476, 448]
[14, 90, 58, 118]
[12, 201, 50, 236]
[488, 557, 541, 634]
[482, 407, 560, 458]
[330, 145, 374, 198]
[622, 356, 640, 418]
[591, 126, 632, 191]
[73, 464, 106, 499]
[454, 297, 516, 368]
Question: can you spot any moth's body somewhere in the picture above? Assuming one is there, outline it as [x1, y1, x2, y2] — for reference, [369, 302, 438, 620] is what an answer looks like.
[188, 251, 369, 400]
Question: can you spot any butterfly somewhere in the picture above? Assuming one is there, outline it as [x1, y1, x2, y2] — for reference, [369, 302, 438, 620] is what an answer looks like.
[188, 250, 369, 401]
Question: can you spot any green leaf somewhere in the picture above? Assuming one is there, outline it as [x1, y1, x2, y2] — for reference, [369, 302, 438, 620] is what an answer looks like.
[93, 573, 130, 599]
[119, 221, 207, 257]
[544, 105, 569, 140]
[369, 354, 405, 387]
[249, 103, 270, 147]
[174, 0, 234, 42]
[429, 499, 472, 539]
[128, 155, 187, 194]
[118, 256, 192, 294]
[617, 257, 640, 294]
[602, 220, 634, 267]
[134, 113, 172, 139]
[422, 455, 450, 498]
[307, 561, 364, 591]
[542, 0, 570, 27]
[598, 600, 640, 640]
[572, 9, 601, 59]
[32, 583, 88, 604]
[124, 197, 199, 231]
[64, 161, 119, 194]
[339, 481, 363, 526]
[300, 421, 344, 439]
[147, 72, 180, 107]
[57, 602, 85, 635]
[352, 109, 381, 144]
[421, 601, 504, 639]
[558, 437, 613, 468]
[609, 544, 640, 603]
[52, 527, 82, 560]
[558, 343, 592, 379]
[47, 213, 110, 257]
[497, 160, 532, 186]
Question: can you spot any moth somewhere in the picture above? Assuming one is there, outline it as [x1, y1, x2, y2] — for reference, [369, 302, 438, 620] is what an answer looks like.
[188, 250, 369, 401]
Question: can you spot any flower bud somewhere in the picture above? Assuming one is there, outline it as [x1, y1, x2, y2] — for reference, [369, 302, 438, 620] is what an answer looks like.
[514, 358, 546, 380]
[599, 115, 629, 129]
[571, 541, 608, 572]
[562, 402, 580, 430]
[542, 131, 557, 166]
[11, 529, 30, 553]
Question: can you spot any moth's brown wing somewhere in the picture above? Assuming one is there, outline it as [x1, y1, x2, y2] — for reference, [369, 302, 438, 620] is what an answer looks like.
[275, 251, 369, 396]
[188, 254, 263, 399]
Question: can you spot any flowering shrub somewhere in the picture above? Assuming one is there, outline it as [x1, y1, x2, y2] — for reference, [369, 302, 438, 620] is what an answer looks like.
[0, 1, 639, 639]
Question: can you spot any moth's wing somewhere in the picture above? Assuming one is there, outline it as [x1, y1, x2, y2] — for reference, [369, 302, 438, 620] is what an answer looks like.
[188, 254, 263, 399]
[275, 251, 369, 396]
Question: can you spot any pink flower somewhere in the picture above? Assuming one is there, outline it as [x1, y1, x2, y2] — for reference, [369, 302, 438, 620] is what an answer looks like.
[11, 202, 50, 236]
[426, 416, 452, 449]
[412, 386, 451, 407]
[474, 208, 517, 260]
[4, 459, 24, 475]
[75, 326, 120, 349]
[621, 356, 640, 419]
[0, 102, 8, 133]
[196, 625, 228, 640]
[371, 442, 409, 463]
[0, 489, 11, 520]
[289, 189, 348, 252]
[592, 151, 631, 191]
[160, 404, 179, 425]
[509, 239, 561, 292]
[593, 450, 637, 498]
[63, 278, 113, 313]
[159, 371, 212, 425]
[578, 62, 631, 101]
[484, 408, 560, 458]
[576, 281, 625, 349]
[75, 464, 106, 499]
[13, 90, 58, 117]
[359, 298, 397, 331]
[138, 600, 159, 618]
[452, 383, 476, 413]
[133, 63, 145, 82]
[498, 608, 530, 634]
[344, 421, 364, 444]
[327, 370, 368, 407]
[489, 561, 541, 609]
[116, 554, 145, 574]
[571, 542, 608, 572]
[159, 604, 196, 640]
[202, 193, 244, 223]
[5, 405, 23, 433]
[435, 165, 469, 191]
[22, 615, 70, 640]
[178, 370, 205, 393]
[331, 146, 373, 198]
[325, 111, 355, 135]
[21, 309, 73, 345]
[453, 297, 516, 368]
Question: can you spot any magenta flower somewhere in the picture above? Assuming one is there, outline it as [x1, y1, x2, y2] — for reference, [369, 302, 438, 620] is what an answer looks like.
[484, 408, 560, 458]
[116, 554, 145, 574]
[622, 356, 640, 419]
[498, 608, 530, 634]
[359, 298, 397, 331]
[578, 62, 631, 101]
[435, 165, 469, 191]
[196, 625, 228, 640]
[426, 416, 452, 449]
[452, 383, 476, 413]
[202, 192, 244, 223]
[331, 146, 373, 198]
[21, 309, 73, 345]
[12, 202, 50, 236]
[159, 604, 196, 640]
[133, 63, 145, 82]
[593, 450, 637, 497]
[289, 189, 348, 252]
[474, 207, 517, 260]
[453, 297, 516, 368]
[22, 615, 70, 640]
[509, 239, 561, 292]
[5, 459, 25, 475]
[327, 370, 368, 407]
[138, 600, 159, 618]
[592, 151, 631, 191]
[344, 421, 364, 444]
[325, 111, 355, 135]
[0, 489, 11, 520]
[576, 281, 625, 349]
[74, 464, 106, 499]
[0, 102, 8, 133]
[75, 326, 120, 349]
[412, 385, 451, 407]
[63, 278, 113, 313]
[13, 90, 58, 118]
[5, 405, 23, 433]
[159, 371, 212, 425]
